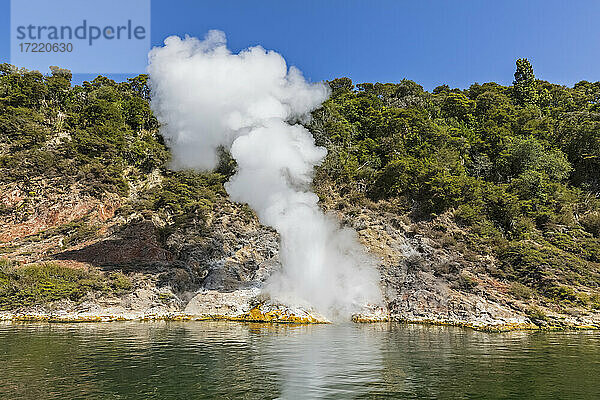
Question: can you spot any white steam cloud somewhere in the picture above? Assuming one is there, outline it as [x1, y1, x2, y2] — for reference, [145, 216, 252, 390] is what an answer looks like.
[148, 30, 381, 318]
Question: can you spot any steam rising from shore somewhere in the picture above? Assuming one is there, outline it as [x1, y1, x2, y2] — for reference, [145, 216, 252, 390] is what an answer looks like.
[148, 30, 381, 318]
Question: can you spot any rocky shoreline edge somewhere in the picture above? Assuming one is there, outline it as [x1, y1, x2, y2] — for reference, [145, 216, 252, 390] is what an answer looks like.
[2, 310, 598, 333]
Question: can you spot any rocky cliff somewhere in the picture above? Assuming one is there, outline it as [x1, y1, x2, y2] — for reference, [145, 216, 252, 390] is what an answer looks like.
[1, 66, 599, 330]
[1, 172, 598, 330]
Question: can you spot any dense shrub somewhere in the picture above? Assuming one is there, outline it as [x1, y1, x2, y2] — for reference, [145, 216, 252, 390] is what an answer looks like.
[310, 60, 600, 304]
[0, 66, 169, 196]
[0, 259, 132, 310]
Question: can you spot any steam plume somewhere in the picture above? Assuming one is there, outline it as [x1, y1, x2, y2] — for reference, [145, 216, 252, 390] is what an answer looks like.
[148, 31, 381, 318]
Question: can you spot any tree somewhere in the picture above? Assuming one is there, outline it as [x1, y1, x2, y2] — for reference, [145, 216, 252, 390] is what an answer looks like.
[127, 74, 151, 100]
[496, 136, 572, 182]
[513, 58, 538, 106]
[46, 66, 72, 107]
[328, 77, 354, 97]
[442, 92, 475, 122]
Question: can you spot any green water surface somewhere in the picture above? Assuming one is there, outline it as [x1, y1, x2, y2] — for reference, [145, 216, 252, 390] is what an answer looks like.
[0, 322, 598, 399]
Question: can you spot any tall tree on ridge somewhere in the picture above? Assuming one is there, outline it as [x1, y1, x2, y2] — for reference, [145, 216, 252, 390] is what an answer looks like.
[513, 58, 538, 106]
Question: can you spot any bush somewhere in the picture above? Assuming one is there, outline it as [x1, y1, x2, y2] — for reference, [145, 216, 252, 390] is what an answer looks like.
[454, 204, 479, 226]
[109, 272, 133, 293]
[545, 285, 581, 305]
[581, 212, 600, 237]
[0, 262, 132, 310]
[526, 306, 548, 323]
[509, 282, 533, 299]
[458, 271, 478, 291]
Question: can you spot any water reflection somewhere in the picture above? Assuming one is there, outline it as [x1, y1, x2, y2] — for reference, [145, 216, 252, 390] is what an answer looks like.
[0, 322, 598, 399]
[255, 324, 386, 399]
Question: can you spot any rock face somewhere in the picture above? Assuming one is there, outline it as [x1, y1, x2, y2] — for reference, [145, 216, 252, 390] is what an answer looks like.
[1, 179, 598, 330]
[351, 210, 535, 328]
[346, 206, 599, 330]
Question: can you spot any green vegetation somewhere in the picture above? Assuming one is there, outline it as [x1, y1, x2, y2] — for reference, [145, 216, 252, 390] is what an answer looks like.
[0, 259, 132, 310]
[0, 64, 168, 196]
[0, 63, 222, 227]
[1, 59, 599, 309]
[126, 170, 227, 228]
[311, 58, 600, 305]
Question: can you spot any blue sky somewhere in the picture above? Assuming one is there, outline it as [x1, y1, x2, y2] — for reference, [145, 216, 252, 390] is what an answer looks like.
[1, 0, 599, 90]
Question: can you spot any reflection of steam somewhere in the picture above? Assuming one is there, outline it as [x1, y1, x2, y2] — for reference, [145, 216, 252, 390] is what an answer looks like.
[258, 324, 385, 399]
[148, 30, 381, 318]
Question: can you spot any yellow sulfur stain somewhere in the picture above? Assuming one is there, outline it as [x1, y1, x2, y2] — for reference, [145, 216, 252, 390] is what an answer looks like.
[230, 306, 327, 324]
[4, 311, 598, 330]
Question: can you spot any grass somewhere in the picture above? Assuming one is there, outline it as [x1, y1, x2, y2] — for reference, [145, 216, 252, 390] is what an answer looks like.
[0, 258, 133, 310]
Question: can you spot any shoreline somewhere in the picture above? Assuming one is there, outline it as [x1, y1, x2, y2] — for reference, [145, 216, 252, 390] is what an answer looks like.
[2, 311, 598, 332]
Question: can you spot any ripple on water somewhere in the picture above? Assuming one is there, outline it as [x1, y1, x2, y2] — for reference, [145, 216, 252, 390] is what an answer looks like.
[0, 321, 599, 399]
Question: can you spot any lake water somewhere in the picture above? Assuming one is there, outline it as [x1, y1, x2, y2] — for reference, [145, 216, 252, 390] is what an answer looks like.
[0, 321, 598, 399]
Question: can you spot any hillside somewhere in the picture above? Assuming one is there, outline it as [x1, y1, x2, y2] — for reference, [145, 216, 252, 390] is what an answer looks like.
[0, 61, 599, 329]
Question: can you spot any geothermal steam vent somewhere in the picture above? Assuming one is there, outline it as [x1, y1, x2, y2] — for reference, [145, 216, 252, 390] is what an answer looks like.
[148, 30, 381, 318]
